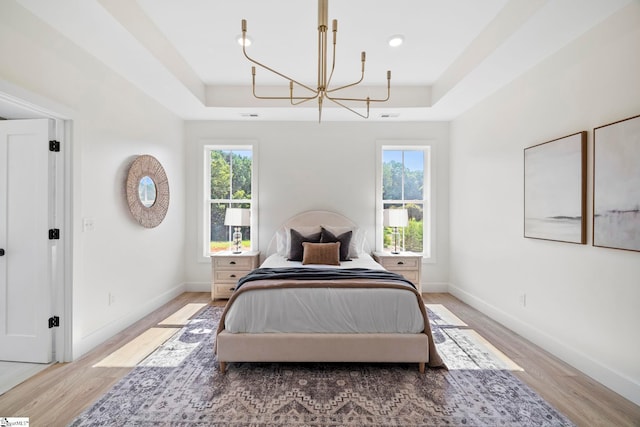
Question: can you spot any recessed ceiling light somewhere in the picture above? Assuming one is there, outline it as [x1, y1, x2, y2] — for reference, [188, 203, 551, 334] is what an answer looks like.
[237, 35, 252, 47]
[380, 113, 399, 118]
[240, 113, 259, 118]
[388, 35, 404, 47]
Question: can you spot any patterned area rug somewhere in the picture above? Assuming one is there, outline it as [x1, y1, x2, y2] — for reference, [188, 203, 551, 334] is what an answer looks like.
[70, 306, 574, 426]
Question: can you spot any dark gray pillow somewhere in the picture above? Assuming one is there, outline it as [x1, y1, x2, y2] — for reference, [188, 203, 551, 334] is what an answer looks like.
[320, 227, 352, 261]
[288, 229, 322, 261]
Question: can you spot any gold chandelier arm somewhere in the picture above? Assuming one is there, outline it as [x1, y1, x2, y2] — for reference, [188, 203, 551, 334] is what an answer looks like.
[324, 19, 366, 94]
[290, 97, 318, 106]
[290, 82, 319, 106]
[326, 96, 370, 119]
[326, 70, 391, 102]
[250, 87, 316, 102]
[242, 20, 317, 94]
[326, 51, 366, 94]
[318, 19, 327, 93]
[251, 68, 319, 101]
[325, 19, 338, 91]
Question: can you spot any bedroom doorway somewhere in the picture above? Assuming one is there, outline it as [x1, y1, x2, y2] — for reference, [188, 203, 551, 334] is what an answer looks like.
[0, 89, 70, 393]
[0, 119, 59, 363]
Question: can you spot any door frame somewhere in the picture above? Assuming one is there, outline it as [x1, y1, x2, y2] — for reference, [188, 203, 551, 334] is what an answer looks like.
[0, 83, 74, 362]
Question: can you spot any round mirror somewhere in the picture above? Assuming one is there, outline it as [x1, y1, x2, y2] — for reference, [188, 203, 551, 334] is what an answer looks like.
[138, 176, 156, 207]
[126, 155, 170, 228]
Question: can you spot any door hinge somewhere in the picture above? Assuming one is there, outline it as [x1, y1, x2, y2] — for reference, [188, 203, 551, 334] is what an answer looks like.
[48, 316, 60, 328]
[49, 228, 60, 240]
[49, 140, 60, 152]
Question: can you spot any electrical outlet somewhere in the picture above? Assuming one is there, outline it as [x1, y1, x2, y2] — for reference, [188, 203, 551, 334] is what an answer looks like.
[83, 218, 95, 232]
[519, 293, 527, 308]
[108, 292, 115, 306]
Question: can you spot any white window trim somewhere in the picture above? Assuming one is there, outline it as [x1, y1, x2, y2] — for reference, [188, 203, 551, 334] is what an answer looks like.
[199, 139, 259, 262]
[375, 140, 436, 263]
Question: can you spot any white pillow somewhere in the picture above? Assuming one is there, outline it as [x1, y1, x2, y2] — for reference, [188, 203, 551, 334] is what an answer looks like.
[321, 225, 365, 258]
[275, 229, 287, 256]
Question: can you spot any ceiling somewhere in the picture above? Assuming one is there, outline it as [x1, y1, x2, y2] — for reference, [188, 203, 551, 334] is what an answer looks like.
[8, 0, 632, 122]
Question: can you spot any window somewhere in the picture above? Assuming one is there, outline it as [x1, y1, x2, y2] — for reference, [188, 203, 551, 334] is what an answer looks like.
[378, 144, 432, 258]
[205, 146, 254, 255]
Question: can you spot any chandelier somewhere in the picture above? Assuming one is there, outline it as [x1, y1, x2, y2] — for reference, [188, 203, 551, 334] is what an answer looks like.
[240, 0, 391, 122]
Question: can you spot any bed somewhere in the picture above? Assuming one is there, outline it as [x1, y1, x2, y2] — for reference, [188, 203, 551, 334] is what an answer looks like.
[215, 210, 444, 373]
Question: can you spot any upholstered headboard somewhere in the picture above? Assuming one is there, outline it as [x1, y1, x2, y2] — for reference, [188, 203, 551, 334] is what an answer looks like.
[266, 210, 368, 256]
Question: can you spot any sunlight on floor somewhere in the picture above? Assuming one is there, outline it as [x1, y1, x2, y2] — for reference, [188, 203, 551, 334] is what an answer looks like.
[427, 303, 523, 371]
[425, 304, 468, 327]
[158, 303, 207, 326]
[93, 328, 180, 368]
[93, 303, 208, 368]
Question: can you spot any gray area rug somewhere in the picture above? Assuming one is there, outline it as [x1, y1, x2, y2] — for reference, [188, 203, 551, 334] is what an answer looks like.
[70, 305, 574, 426]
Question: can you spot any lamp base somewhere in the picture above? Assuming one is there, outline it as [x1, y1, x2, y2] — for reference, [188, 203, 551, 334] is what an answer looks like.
[392, 227, 401, 254]
[232, 228, 243, 254]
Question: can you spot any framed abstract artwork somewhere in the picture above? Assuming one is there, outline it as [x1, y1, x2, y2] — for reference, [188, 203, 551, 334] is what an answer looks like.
[593, 114, 640, 252]
[524, 131, 587, 244]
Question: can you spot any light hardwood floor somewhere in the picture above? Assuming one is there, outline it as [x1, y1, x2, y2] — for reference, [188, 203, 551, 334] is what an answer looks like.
[0, 292, 638, 426]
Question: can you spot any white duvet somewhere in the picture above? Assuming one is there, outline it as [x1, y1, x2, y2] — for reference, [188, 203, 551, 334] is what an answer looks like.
[224, 253, 425, 334]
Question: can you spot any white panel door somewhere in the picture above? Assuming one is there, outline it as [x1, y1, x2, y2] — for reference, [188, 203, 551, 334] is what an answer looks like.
[0, 119, 54, 363]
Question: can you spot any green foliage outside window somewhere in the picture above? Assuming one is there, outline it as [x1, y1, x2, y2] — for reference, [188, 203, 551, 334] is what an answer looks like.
[209, 149, 252, 253]
[382, 149, 426, 254]
[382, 160, 423, 200]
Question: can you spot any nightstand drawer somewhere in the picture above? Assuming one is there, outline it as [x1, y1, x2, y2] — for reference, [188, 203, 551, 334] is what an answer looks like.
[377, 257, 420, 270]
[214, 283, 237, 299]
[214, 269, 250, 283]
[372, 251, 422, 294]
[213, 256, 255, 270]
[211, 251, 260, 300]
[395, 270, 419, 284]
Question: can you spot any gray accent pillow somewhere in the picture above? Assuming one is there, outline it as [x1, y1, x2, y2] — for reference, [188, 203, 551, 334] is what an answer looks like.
[320, 227, 352, 261]
[288, 228, 322, 261]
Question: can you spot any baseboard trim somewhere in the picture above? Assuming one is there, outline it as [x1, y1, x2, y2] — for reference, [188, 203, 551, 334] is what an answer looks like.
[448, 283, 640, 406]
[184, 281, 210, 293]
[73, 283, 187, 360]
[423, 282, 449, 293]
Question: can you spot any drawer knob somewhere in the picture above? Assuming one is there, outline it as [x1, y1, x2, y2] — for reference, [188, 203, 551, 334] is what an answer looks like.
[230, 274, 236, 278]
[397, 261, 404, 265]
[229, 261, 236, 265]
[230, 287, 235, 291]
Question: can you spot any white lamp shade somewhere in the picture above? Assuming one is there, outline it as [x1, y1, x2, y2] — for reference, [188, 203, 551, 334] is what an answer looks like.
[383, 209, 408, 227]
[224, 208, 251, 226]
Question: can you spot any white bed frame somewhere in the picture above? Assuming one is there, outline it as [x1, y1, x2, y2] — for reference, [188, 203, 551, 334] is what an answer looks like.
[216, 210, 429, 373]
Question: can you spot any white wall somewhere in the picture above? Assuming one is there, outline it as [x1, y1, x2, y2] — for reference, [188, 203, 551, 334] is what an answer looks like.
[0, 1, 187, 358]
[449, 2, 640, 405]
[184, 121, 450, 291]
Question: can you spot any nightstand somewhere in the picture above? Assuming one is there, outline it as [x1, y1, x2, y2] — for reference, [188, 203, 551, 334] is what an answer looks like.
[211, 251, 260, 300]
[372, 251, 422, 294]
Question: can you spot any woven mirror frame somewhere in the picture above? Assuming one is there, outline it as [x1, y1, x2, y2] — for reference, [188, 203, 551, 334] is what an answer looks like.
[125, 155, 170, 228]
